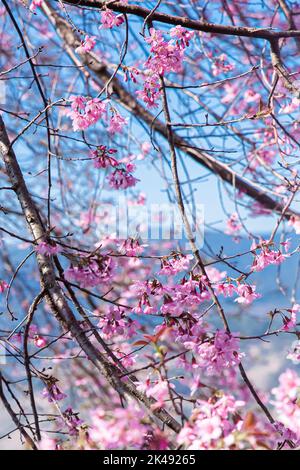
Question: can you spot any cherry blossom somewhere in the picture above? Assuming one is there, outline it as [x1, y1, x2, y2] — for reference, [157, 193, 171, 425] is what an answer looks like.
[234, 283, 261, 304]
[108, 111, 128, 134]
[42, 383, 67, 403]
[100, 9, 124, 29]
[67, 95, 106, 131]
[29, 0, 43, 12]
[35, 241, 61, 256]
[75, 35, 96, 54]
[0, 280, 8, 293]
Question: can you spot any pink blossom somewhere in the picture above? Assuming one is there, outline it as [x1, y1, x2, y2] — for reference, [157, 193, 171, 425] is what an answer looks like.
[177, 394, 244, 449]
[159, 254, 193, 276]
[42, 383, 67, 403]
[0, 280, 8, 293]
[211, 54, 234, 76]
[191, 330, 244, 375]
[108, 112, 128, 134]
[90, 403, 149, 449]
[235, 283, 261, 304]
[90, 145, 118, 169]
[137, 27, 191, 108]
[75, 35, 96, 54]
[251, 245, 289, 272]
[119, 238, 143, 256]
[33, 336, 47, 348]
[244, 89, 260, 103]
[282, 304, 300, 331]
[37, 433, 58, 450]
[100, 9, 124, 29]
[108, 168, 139, 190]
[287, 341, 300, 364]
[98, 306, 140, 339]
[225, 213, 242, 236]
[67, 95, 106, 131]
[64, 256, 114, 288]
[29, 0, 43, 12]
[271, 369, 300, 439]
[169, 25, 194, 48]
[145, 380, 175, 410]
[35, 241, 61, 256]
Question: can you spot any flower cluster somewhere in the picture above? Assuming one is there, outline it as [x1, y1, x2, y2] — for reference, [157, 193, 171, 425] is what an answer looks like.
[0, 280, 8, 293]
[179, 329, 244, 375]
[67, 95, 106, 131]
[90, 403, 149, 449]
[98, 307, 140, 339]
[177, 394, 244, 449]
[108, 111, 128, 135]
[64, 255, 114, 288]
[29, 0, 43, 12]
[35, 241, 61, 257]
[251, 242, 288, 272]
[108, 165, 139, 190]
[75, 35, 96, 54]
[42, 382, 67, 403]
[90, 146, 118, 169]
[137, 27, 193, 107]
[100, 9, 124, 29]
[271, 369, 300, 440]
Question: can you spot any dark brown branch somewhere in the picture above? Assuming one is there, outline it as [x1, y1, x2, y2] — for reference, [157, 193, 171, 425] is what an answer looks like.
[59, 0, 300, 40]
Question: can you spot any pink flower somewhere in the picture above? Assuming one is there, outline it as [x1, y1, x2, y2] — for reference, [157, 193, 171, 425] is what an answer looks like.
[235, 283, 261, 304]
[100, 9, 124, 29]
[159, 254, 193, 276]
[108, 168, 139, 190]
[42, 383, 67, 403]
[0, 280, 8, 293]
[287, 341, 300, 364]
[271, 369, 300, 439]
[98, 306, 140, 339]
[35, 241, 61, 256]
[146, 380, 175, 410]
[64, 256, 114, 288]
[177, 394, 244, 449]
[75, 35, 96, 54]
[108, 112, 128, 134]
[244, 89, 260, 103]
[67, 95, 106, 131]
[282, 304, 300, 331]
[90, 145, 118, 169]
[193, 330, 244, 375]
[90, 403, 149, 449]
[34, 336, 47, 348]
[169, 25, 194, 48]
[211, 54, 234, 76]
[225, 213, 241, 236]
[137, 27, 192, 108]
[119, 238, 143, 256]
[37, 433, 58, 450]
[251, 245, 289, 272]
[29, 0, 43, 12]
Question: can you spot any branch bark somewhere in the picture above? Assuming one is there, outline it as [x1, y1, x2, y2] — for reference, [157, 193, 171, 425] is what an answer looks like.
[60, 0, 300, 40]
